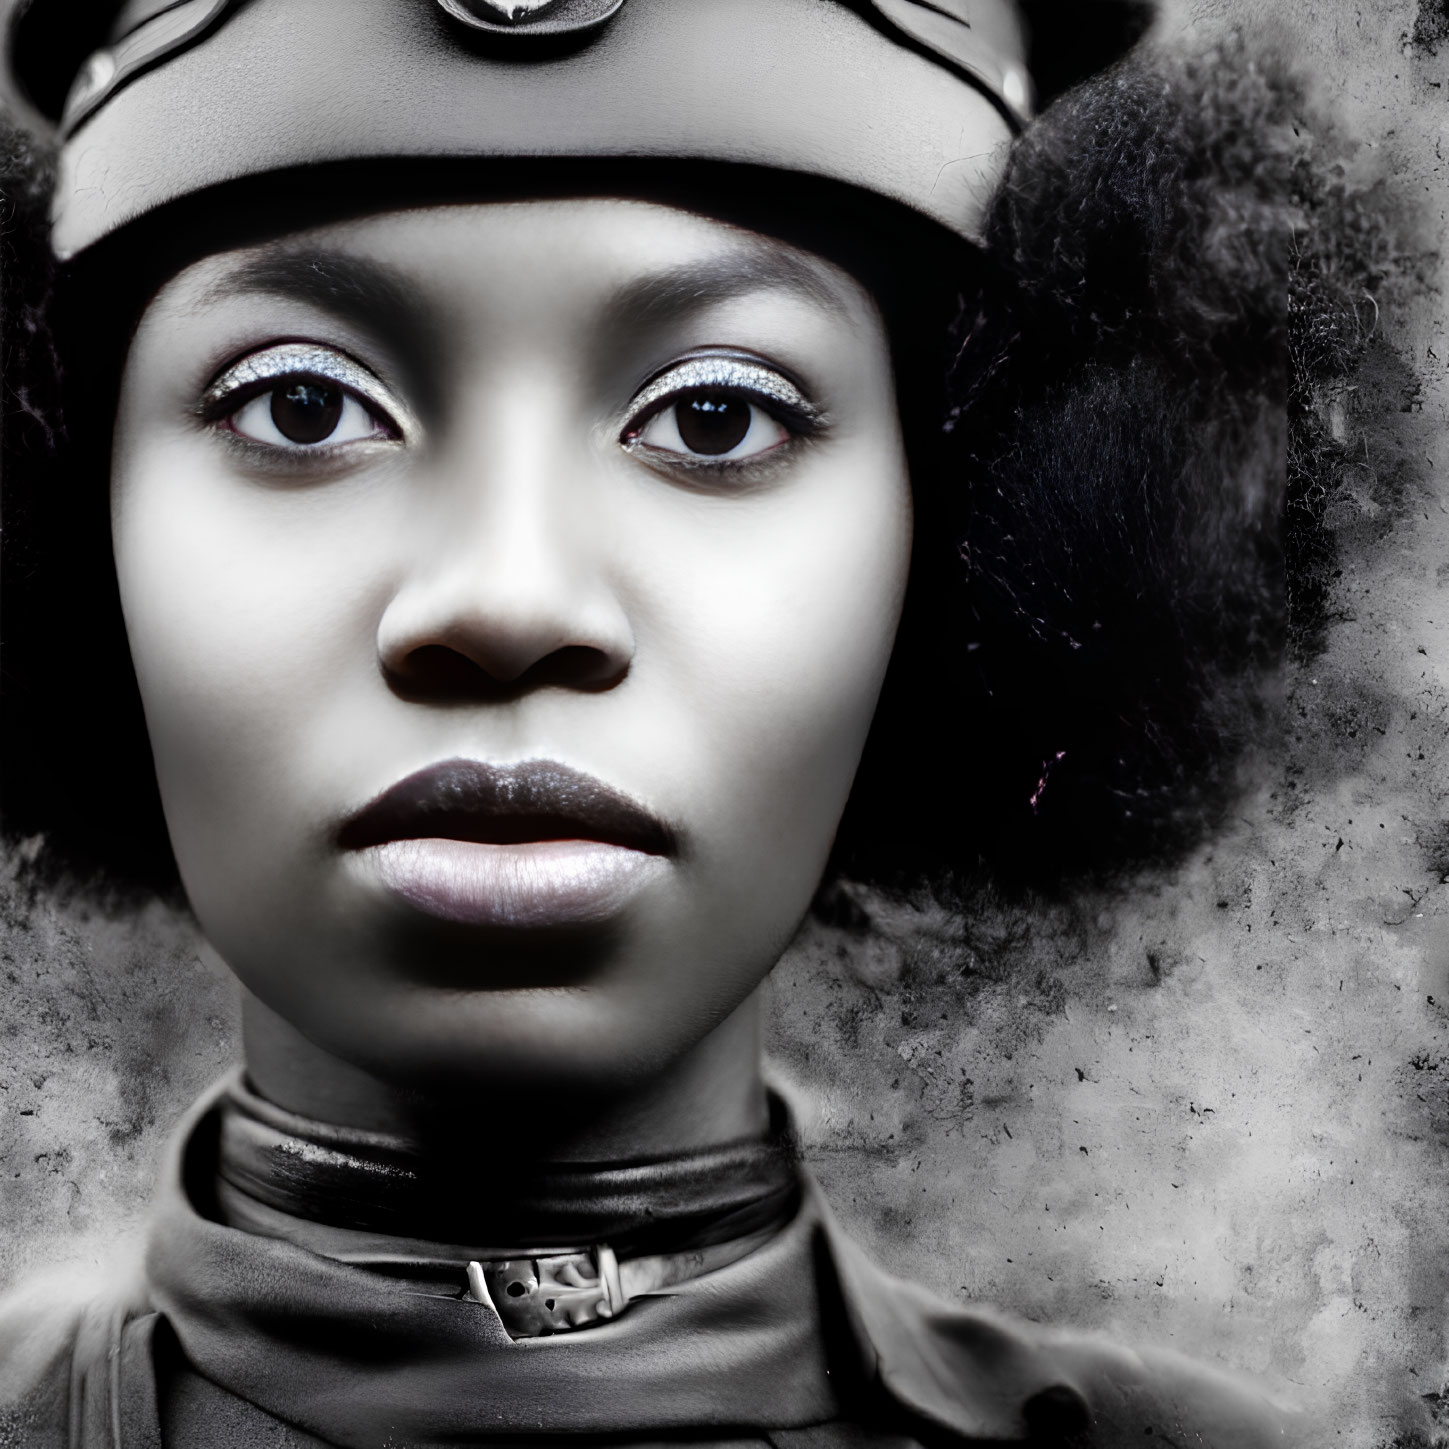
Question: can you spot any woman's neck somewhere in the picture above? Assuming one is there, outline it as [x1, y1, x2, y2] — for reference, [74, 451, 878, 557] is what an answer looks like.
[240, 991, 771, 1163]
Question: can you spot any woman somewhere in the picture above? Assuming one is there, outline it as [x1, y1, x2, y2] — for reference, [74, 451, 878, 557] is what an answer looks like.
[0, 0, 1299, 1443]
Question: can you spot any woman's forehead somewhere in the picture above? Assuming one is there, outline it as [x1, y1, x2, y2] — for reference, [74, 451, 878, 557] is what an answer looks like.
[158, 199, 876, 331]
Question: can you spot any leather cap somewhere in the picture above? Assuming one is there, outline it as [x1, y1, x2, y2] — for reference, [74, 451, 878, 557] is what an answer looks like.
[3, 0, 1030, 259]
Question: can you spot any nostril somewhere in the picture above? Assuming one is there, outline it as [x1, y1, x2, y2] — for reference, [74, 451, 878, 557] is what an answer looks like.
[524, 644, 629, 693]
[386, 643, 501, 699]
[383, 642, 626, 702]
[375, 565, 636, 701]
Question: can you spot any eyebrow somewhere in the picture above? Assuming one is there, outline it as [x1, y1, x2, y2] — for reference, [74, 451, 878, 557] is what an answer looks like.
[198, 231, 856, 400]
[207, 234, 847, 326]
[200, 248, 443, 408]
[203, 248, 421, 332]
[601, 242, 854, 337]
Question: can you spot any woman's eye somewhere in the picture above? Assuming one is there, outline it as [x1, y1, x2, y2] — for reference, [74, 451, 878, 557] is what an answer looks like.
[229, 379, 387, 448]
[622, 355, 823, 469]
[636, 391, 790, 461]
[202, 343, 404, 453]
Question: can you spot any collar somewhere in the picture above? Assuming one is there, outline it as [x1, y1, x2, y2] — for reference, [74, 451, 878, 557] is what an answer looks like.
[143, 1076, 1097, 1444]
[148, 1077, 841, 1441]
[215, 1070, 801, 1260]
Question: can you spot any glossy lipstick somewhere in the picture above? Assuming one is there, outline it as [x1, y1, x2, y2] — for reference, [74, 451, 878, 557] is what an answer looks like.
[339, 760, 674, 929]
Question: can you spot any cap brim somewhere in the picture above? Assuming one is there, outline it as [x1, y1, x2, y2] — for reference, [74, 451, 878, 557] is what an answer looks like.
[46, 0, 1016, 259]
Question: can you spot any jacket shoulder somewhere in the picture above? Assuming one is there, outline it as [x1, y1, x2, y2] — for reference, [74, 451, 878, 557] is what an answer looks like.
[1036, 1326, 1306, 1447]
[875, 1284, 1306, 1447]
[818, 1207, 1305, 1447]
[0, 1270, 88, 1445]
[0, 1261, 151, 1448]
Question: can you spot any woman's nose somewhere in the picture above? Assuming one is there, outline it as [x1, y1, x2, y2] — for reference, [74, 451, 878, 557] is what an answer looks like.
[375, 446, 634, 699]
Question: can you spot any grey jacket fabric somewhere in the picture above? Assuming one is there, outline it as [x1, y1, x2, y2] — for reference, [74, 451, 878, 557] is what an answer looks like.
[0, 1088, 1305, 1449]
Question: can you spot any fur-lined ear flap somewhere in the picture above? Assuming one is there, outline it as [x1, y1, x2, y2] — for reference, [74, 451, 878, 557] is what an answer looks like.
[1019, 0, 1157, 107]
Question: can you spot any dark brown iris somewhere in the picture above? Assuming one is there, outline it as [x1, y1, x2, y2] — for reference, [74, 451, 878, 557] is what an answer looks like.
[271, 379, 344, 444]
[676, 393, 751, 456]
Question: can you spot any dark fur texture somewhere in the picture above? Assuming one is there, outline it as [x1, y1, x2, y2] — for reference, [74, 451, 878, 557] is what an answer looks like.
[834, 39, 1298, 889]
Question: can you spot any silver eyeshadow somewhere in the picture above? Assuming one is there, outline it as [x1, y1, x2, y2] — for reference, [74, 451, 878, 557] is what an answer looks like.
[626, 355, 819, 431]
[201, 343, 406, 431]
[201, 345, 815, 446]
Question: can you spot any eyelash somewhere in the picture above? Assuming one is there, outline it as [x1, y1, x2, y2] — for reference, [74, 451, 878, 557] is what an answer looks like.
[200, 344, 404, 457]
[200, 345, 825, 470]
[619, 354, 826, 472]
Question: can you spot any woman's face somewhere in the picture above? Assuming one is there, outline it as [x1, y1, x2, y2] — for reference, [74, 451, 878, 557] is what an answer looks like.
[112, 199, 911, 1094]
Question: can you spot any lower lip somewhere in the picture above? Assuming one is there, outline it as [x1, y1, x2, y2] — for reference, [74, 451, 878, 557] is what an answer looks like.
[359, 838, 668, 929]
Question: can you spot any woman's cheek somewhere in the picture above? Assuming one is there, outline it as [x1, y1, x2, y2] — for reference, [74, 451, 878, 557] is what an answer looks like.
[642, 445, 911, 913]
[112, 437, 384, 858]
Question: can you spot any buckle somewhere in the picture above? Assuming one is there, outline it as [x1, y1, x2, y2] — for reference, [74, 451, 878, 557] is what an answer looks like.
[467, 1244, 627, 1338]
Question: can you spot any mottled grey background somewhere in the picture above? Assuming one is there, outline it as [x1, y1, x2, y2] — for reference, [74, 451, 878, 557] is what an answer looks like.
[2, 2, 1446, 1445]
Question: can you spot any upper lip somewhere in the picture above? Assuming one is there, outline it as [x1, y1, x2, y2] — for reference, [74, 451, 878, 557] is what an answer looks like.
[337, 758, 676, 855]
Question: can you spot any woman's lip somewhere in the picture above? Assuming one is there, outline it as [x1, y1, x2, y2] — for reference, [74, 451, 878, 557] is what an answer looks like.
[362, 838, 668, 929]
[338, 758, 676, 856]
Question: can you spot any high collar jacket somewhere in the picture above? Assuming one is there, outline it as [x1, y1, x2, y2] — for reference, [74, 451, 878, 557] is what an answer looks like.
[0, 1085, 1305, 1449]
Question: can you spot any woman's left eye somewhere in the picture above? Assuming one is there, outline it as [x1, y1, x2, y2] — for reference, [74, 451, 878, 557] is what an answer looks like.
[634, 392, 790, 462]
[622, 354, 823, 468]
[202, 343, 403, 452]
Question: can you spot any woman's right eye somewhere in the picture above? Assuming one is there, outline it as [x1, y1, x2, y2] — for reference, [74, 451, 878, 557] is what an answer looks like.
[202, 343, 404, 453]
[229, 379, 388, 448]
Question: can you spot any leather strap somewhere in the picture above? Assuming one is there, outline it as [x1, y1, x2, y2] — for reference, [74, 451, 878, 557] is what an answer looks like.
[216, 1072, 801, 1261]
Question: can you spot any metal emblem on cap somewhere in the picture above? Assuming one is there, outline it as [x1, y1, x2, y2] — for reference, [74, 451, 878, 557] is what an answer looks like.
[435, 0, 625, 37]
[463, 0, 557, 19]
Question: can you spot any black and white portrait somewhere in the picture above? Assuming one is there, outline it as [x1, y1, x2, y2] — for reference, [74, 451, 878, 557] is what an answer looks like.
[0, 0, 1444, 1445]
